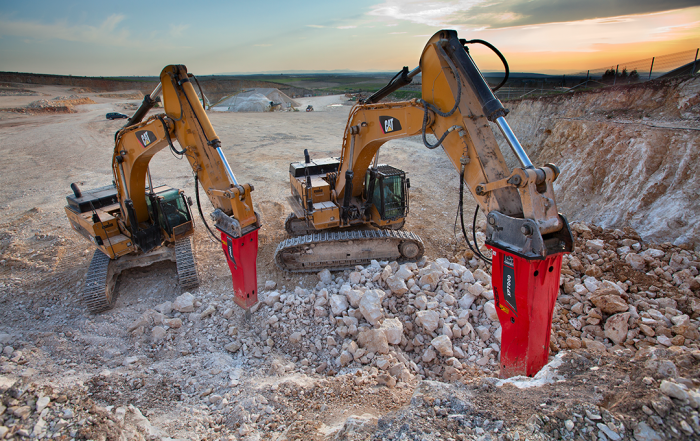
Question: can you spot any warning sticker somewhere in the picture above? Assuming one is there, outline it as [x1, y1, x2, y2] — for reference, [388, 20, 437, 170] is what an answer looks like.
[502, 254, 517, 313]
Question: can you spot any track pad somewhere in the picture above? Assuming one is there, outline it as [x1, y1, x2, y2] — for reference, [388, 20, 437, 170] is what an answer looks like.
[220, 229, 259, 309]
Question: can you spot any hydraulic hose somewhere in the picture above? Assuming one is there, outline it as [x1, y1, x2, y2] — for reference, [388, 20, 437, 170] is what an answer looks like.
[460, 39, 510, 92]
[194, 172, 223, 244]
[158, 116, 186, 156]
[458, 166, 492, 264]
[419, 43, 462, 150]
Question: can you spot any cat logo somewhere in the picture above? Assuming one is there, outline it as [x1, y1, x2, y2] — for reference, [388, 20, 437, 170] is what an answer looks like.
[135, 130, 157, 148]
[379, 116, 402, 134]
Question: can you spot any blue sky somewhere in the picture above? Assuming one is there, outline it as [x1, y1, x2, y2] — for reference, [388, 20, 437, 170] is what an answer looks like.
[1, 0, 698, 75]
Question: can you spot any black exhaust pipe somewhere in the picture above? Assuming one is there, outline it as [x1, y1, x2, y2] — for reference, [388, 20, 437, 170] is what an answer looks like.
[70, 183, 82, 198]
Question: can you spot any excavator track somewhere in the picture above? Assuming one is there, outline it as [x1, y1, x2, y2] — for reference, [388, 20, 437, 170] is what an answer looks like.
[82, 249, 115, 313]
[274, 229, 424, 272]
[175, 236, 199, 290]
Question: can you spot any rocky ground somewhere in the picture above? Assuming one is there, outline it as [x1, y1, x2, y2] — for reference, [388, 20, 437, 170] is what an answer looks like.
[1, 219, 699, 440]
[0, 77, 699, 440]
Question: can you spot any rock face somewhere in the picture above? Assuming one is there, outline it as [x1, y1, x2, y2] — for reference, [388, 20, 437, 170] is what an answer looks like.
[502, 77, 700, 247]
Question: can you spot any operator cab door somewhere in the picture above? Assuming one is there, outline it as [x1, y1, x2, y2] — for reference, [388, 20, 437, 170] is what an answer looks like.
[364, 165, 409, 223]
[146, 186, 195, 242]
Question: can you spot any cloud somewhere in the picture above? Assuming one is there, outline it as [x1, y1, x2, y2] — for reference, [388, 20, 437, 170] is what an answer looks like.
[337, 25, 357, 29]
[368, 0, 700, 29]
[306, 24, 325, 28]
[389, 31, 407, 34]
[169, 24, 190, 37]
[0, 14, 134, 46]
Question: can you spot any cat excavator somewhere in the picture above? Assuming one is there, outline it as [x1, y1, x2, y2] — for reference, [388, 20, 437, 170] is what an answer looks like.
[65, 65, 260, 314]
[276, 30, 574, 378]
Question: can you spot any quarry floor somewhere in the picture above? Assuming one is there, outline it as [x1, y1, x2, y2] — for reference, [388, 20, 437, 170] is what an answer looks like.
[0, 82, 698, 440]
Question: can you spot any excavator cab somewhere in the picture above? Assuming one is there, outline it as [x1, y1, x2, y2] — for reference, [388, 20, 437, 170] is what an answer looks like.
[145, 186, 194, 242]
[364, 165, 409, 221]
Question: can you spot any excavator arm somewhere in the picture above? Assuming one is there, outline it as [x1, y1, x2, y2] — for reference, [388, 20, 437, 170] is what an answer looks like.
[112, 65, 260, 308]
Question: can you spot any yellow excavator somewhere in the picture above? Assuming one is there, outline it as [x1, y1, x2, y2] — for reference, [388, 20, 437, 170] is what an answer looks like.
[276, 30, 574, 378]
[65, 65, 260, 313]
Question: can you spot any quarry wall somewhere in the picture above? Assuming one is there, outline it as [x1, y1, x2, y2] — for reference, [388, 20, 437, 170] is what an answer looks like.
[500, 77, 700, 248]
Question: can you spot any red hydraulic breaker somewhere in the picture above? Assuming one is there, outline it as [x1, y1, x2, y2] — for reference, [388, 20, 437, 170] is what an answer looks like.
[487, 245, 565, 378]
[220, 229, 259, 309]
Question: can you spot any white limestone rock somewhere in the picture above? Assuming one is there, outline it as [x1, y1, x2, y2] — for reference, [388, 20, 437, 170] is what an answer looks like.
[625, 253, 646, 271]
[484, 301, 499, 321]
[431, 335, 454, 357]
[263, 291, 280, 306]
[386, 275, 408, 296]
[345, 288, 364, 308]
[458, 293, 477, 310]
[660, 380, 689, 401]
[586, 239, 605, 251]
[172, 292, 195, 313]
[357, 328, 390, 354]
[151, 326, 167, 342]
[380, 318, 404, 345]
[415, 310, 440, 333]
[394, 265, 414, 281]
[467, 283, 485, 297]
[473, 269, 491, 285]
[330, 295, 349, 316]
[289, 332, 303, 344]
[359, 290, 384, 326]
[461, 270, 476, 283]
[604, 312, 631, 345]
[348, 271, 362, 285]
[419, 271, 441, 291]
[475, 325, 491, 342]
[154, 301, 172, 315]
[318, 269, 333, 284]
[415, 295, 428, 310]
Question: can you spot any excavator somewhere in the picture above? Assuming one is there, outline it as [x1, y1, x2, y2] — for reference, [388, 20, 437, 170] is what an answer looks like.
[276, 30, 574, 378]
[65, 65, 260, 314]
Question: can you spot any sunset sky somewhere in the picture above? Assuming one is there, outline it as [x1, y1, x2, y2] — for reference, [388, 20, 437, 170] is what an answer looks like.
[0, 0, 698, 76]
